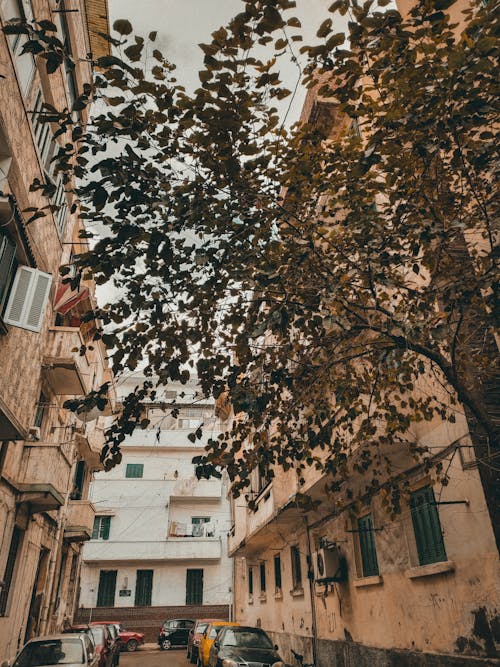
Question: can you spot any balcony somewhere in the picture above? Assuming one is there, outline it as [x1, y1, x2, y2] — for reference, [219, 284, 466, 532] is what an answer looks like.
[64, 500, 96, 542]
[21, 443, 72, 496]
[42, 326, 91, 395]
[170, 478, 222, 501]
[83, 537, 221, 563]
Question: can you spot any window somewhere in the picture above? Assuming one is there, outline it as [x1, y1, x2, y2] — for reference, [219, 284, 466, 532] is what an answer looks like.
[96, 570, 116, 607]
[191, 516, 210, 537]
[358, 514, 379, 577]
[33, 391, 47, 429]
[92, 516, 111, 540]
[134, 570, 153, 606]
[31, 91, 57, 173]
[4, 0, 36, 94]
[410, 486, 447, 565]
[125, 463, 144, 478]
[0, 233, 17, 313]
[3, 266, 52, 333]
[274, 555, 282, 591]
[259, 561, 266, 594]
[185, 568, 203, 605]
[53, 1, 78, 111]
[52, 175, 68, 239]
[291, 546, 302, 590]
[0, 526, 22, 615]
[248, 567, 253, 596]
[71, 460, 86, 500]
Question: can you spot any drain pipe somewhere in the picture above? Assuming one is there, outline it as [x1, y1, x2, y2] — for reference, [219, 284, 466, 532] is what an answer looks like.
[305, 517, 319, 667]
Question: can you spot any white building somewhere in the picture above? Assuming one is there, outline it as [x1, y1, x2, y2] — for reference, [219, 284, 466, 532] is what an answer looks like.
[78, 377, 233, 633]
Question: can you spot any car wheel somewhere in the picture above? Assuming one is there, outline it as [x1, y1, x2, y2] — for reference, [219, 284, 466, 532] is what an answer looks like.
[126, 639, 138, 652]
[161, 639, 172, 650]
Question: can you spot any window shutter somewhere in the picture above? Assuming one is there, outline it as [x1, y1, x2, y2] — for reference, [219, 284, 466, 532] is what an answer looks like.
[410, 486, 447, 565]
[91, 517, 99, 540]
[358, 514, 379, 577]
[101, 516, 111, 540]
[0, 234, 16, 311]
[4, 266, 52, 332]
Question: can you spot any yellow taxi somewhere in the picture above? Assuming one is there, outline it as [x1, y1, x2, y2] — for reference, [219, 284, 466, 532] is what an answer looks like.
[197, 621, 239, 667]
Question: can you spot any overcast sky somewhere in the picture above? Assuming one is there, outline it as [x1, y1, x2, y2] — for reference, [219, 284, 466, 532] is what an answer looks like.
[109, 0, 341, 125]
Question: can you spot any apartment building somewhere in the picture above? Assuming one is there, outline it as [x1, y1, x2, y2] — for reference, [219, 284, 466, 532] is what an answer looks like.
[0, 0, 111, 660]
[229, 5, 499, 667]
[78, 377, 233, 640]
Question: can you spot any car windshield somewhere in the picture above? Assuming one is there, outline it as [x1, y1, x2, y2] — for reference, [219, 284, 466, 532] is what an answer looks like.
[89, 628, 104, 646]
[196, 623, 209, 634]
[222, 629, 274, 649]
[14, 639, 84, 666]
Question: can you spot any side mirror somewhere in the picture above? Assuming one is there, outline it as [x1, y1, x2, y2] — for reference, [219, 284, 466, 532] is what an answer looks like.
[213, 640, 219, 649]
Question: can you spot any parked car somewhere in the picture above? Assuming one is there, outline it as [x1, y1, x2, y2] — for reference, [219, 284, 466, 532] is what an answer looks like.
[63, 624, 114, 667]
[197, 621, 239, 667]
[114, 624, 145, 652]
[187, 619, 224, 665]
[158, 618, 195, 650]
[4, 634, 98, 667]
[208, 625, 287, 667]
[90, 622, 120, 666]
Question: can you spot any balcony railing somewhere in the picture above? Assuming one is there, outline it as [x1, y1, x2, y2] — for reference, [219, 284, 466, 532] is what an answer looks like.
[170, 478, 222, 501]
[42, 326, 91, 395]
[64, 500, 95, 542]
[83, 537, 221, 562]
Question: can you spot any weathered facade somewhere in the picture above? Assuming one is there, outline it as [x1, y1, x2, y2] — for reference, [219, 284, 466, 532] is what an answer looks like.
[229, 3, 500, 666]
[77, 377, 233, 641]
[0, 0, 111, 660]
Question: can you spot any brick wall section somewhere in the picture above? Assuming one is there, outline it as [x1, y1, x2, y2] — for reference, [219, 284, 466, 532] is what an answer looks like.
[75, 605, 230, 642]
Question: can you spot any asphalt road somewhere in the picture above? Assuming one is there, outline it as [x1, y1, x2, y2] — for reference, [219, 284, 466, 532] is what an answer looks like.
[121, 646, 191, 667]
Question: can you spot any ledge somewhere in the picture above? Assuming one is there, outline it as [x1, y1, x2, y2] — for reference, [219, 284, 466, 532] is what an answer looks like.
[258, 593, 267, 603]
[353, 575, 383, 588]
[405, 560, 455, 579]
[274, 589, 283, 600]
[290, 587, 304, 598]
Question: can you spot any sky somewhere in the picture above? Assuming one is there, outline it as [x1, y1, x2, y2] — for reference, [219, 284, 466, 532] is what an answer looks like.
[109, 0, 340, 126]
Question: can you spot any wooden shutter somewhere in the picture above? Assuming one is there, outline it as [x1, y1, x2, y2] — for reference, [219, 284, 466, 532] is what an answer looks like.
[91, 517, 99, 540]
[186, 569, 203, 605]
[101, 516, 111, 540]
[0, 234, 16, 311]
[274, 555, 282, 590]
[410, 487, 447, 565]
[96, 570, 116, 607]
[358, 514, 379, 577]
[125, 463, 144, 478]
[260, 562, 266, 592]
[134, 570, 153, 606]
[4, 266, 52, 332]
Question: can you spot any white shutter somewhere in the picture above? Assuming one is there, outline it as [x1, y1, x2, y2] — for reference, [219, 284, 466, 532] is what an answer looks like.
[4, 266, 52, 332]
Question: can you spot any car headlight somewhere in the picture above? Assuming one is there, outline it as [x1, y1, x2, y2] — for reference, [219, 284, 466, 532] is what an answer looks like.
[222, 660, 238, 667]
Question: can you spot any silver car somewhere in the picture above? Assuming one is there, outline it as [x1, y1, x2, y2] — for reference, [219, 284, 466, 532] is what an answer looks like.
[2, 633, 98, 667]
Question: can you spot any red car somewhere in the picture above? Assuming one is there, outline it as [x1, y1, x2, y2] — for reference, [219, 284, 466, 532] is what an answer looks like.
[91, 621, 145, 652]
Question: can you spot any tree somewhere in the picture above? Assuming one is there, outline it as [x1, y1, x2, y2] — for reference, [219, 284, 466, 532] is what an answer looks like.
[4, 0, 498, 538]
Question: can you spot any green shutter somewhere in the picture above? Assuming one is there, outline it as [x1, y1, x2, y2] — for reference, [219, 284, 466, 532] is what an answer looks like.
[126, 463, 144, 478]
[358, 514, 379, 577]
[101, 516, 111, 540]
[186, 569, 203, 605]
[274, 555, 282, 590]
[97, 570, 116, 607]
[135, 570, 153, 606]
[410, 487, 447, 565]
[91, 517, 100, 540]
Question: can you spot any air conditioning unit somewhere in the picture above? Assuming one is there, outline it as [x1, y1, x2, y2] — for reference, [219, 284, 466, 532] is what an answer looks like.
[28, 426, 41, 441]
[313, 541, 347, 582]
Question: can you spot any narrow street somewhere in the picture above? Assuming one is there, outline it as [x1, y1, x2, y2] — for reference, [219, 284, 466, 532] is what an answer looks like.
[121, 647, 191, 667]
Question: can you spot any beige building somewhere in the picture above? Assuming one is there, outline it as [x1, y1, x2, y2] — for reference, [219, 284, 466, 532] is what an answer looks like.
[0, 0, 111, 660]
[229, 3, 499, 666]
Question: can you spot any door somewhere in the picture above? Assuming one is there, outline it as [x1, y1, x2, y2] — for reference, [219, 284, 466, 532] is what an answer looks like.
[186, 568, 203, 605]
[97, 570, 117, 607]
[134, 569, 153, 606]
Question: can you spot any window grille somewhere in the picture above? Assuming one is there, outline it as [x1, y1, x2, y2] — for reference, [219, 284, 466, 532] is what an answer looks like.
[96, 570, 116, 607]
[358, 514, 379, 577]
[410, 486, 447, 565]
[125, 463, 144, 478]
[135, 570, 153, 606]
[185, 569, 203, 605]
